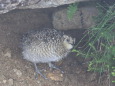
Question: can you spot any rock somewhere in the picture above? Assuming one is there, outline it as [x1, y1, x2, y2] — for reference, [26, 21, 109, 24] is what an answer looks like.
[2, 80, 7, 84]
[3, 48, 12, 58]
[19, 0, 90, 9]
[13, 69, 22, 78]
[53, 8, 82, 30]
[80, 6, 98, 29]
[47, 71, 63, 81]
[0, 0, 92, 14]
[8, 78, 14, 86]
[0, 74, 5, 81]
[53, 2, 98, 30]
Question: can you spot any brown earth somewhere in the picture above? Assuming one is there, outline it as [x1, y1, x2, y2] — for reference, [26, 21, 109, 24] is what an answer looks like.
[0, 8, 110, 86]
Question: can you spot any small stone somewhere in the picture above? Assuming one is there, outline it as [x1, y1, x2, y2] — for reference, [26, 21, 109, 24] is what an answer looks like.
[13, 69, 22, 77]
[37, 81, 40, 84]
[3, 48, 11, 58]
[47, 71, 63, 81]
[0, 74, 5, 81]
[3, 80, 7, 83]
[8, 79, 13, 86]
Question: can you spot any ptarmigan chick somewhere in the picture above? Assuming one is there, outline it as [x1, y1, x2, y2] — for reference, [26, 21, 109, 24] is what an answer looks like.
[21, 28, 75, 79]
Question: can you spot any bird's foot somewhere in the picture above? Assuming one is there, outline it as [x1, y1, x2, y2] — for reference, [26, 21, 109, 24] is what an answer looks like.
[35, 69, 47, 79]
[34, 63, 47, 79]
[48, 63, 64, 73]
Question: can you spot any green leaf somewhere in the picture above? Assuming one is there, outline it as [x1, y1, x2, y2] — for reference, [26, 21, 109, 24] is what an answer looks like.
[112, 81, 115, 83]
[67, 3, 78, 20]
[71, 49, 78, 52]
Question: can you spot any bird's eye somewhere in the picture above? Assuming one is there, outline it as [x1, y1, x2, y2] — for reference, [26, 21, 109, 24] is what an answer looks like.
[66, 39, 70, 42]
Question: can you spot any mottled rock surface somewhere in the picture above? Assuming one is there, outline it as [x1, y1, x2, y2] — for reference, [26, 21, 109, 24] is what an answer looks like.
[53, 5, 98, 30]
[53, 8, 82, 30]
[0, 0, 93, 14]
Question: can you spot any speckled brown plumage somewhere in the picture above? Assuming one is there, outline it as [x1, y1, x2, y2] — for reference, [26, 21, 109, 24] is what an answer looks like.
[21, 28, 75, 79]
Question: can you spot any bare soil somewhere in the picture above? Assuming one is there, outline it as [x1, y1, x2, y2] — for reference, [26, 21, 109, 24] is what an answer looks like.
[0, 8, 110, 86]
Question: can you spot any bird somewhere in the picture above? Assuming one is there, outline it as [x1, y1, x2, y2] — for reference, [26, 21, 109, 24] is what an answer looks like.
[21, 28, 75, 79]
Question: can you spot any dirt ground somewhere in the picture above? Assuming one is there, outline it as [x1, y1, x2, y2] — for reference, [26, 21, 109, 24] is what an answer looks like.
[0, 8, 110, 86]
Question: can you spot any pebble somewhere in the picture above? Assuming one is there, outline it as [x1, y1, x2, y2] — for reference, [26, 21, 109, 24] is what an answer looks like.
[8, 78, 13, 86]
[13, 69, 22, 77]
[37, 81, 40, 84]
[0, 74, 5, 81]
[47, 71, 63, 81]
[3, 48, 11, 58]
[3, 80, 7, 83]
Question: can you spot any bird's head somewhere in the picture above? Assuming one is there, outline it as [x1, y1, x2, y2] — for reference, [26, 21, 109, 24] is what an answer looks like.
[63, 35, 75, 50]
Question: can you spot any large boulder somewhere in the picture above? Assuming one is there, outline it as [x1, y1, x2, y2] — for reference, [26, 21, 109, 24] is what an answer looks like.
[0, 0, 92, 14]
[53, 3, 98, 30]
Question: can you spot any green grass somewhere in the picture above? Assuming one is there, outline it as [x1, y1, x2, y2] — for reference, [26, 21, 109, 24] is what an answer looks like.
[68, 2, 115, 84]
